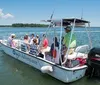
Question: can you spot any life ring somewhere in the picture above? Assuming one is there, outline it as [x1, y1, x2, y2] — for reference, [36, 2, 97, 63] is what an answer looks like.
[52, 49, 57, 58]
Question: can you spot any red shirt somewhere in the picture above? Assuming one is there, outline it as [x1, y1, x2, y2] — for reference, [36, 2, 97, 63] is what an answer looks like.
[43, 38, 48, 48]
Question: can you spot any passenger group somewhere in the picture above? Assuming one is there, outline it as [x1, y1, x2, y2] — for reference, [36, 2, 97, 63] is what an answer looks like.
[7, 26, 76, 65]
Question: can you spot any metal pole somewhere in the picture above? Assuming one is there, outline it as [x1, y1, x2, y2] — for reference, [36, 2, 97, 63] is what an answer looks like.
[85, 23, 92, 49]
[59, 19, 63, 65]
[45, 11, 55, 36]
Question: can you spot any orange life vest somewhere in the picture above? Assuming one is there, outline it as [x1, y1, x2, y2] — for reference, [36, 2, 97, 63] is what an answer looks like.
[52, 49, 57, 58]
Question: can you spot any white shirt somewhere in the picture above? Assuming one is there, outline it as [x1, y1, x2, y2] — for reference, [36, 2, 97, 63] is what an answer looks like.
[30, 37, 35, 45]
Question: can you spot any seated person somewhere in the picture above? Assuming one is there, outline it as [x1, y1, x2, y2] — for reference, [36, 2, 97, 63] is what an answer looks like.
[36, 35, 40, 45]
[50, 37, 59, 57]
[29, 38, 39, 55]
[39, 34, 50, 59]
[7, 34, 16, 48]
[23, 35, 30, 51]
[40, 34, 50, 52]
[30, 33, 35, 45]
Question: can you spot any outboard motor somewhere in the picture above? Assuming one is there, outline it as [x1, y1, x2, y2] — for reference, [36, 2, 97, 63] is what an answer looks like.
[87, 47, 100, 77]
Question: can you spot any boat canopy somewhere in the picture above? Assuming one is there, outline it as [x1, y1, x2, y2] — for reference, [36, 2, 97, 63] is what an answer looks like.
[46, 18, 90, 26]
[42, 18, 91, 65]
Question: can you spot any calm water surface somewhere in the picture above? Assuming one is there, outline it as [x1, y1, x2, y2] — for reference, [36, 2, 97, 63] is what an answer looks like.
[0, 27, 100, 85]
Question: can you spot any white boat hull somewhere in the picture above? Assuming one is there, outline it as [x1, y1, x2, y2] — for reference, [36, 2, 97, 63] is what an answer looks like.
[0, 42, 87, 83]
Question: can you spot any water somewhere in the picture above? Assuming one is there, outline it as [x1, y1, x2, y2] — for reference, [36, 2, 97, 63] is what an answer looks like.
[0, 27, 100, 85]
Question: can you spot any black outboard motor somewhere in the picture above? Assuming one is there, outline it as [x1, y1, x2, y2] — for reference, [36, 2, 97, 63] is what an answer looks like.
[87, 47, 100, 77]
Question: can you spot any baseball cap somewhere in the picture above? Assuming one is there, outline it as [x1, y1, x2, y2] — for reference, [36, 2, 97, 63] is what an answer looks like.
[64, 26, 71, 30]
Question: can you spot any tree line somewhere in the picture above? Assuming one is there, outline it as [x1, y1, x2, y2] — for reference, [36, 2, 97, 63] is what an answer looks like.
[12, 23, 48, 27]
[0, 25, 11, 27]
[0, 23, 48, 27]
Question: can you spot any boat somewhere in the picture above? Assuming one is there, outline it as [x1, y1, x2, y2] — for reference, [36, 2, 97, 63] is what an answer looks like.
[0, 18, 91, 83]
[86, 47, 100, 77]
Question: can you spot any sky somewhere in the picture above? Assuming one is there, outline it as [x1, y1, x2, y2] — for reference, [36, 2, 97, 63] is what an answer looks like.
[0, 0, 100, 26]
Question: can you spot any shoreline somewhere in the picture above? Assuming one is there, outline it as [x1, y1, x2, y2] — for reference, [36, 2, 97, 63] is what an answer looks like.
[0, 23, 49, 28]
[0, 26, 100, 28]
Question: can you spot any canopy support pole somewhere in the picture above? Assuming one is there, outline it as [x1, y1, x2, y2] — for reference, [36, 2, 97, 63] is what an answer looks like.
[85, 23, 92, 49]
[59, 19, 63, 65]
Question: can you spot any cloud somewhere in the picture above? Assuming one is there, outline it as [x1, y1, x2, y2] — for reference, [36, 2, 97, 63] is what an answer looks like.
[0, 8, 14, 19]
[0, 9, 4, 17]
[3, 13, 14, 19]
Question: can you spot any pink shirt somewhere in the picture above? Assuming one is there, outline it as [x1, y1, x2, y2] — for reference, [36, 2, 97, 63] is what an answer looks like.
[8, 37, 15, 47]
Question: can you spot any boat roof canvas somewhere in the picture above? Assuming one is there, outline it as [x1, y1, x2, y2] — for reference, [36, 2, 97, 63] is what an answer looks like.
[47, 18, 89, 23]
[47, 18, 90, 26]
[62, 18, 90, 23]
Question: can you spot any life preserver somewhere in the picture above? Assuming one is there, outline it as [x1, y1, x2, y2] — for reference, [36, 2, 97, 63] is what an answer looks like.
[52, 49, 57, 58]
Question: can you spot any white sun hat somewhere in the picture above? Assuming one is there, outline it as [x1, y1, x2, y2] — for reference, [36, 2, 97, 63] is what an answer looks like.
[11, 34, 16, 37]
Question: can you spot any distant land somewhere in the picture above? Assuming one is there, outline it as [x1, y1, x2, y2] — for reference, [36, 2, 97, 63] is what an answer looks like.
[0, 24, 99, 28]
[0, 23, 49, 27]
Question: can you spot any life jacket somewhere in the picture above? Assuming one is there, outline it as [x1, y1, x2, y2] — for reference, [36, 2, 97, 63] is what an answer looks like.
[52, 49, 57, 58]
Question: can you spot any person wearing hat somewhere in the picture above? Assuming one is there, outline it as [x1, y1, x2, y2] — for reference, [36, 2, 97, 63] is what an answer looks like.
[63, 26, 76, 48]
[36, 35, 40, 45]
[62, 26, 76, 56]
[30, 33, 35, 45]
[7, 34, 16, 47]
